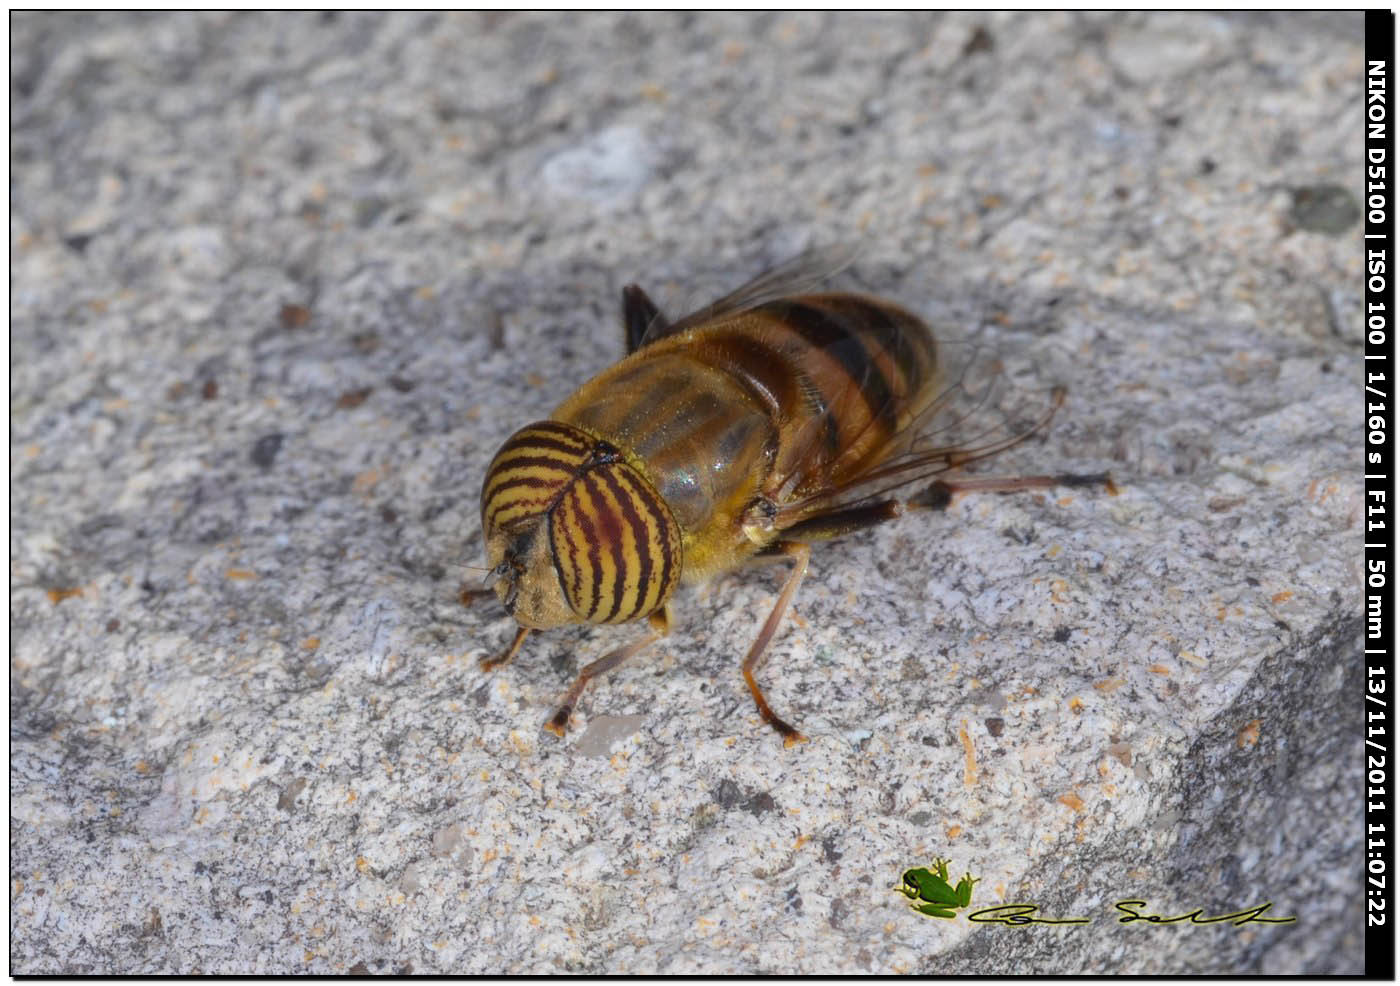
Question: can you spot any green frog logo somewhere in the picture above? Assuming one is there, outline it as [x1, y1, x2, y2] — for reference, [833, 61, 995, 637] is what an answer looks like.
[897, 858, 979, 919]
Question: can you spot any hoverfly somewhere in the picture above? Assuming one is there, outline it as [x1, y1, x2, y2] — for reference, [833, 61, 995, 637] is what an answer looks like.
[477, 250, 1111, 745]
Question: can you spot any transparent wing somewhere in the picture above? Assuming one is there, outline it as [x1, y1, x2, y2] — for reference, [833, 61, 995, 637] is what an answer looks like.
[639, 244, 861, 346]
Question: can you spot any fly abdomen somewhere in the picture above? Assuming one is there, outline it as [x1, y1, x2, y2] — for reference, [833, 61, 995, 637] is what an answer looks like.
[694, 293, 939, 494]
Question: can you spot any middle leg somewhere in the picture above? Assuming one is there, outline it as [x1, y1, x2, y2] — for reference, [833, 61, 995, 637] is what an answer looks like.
[740, 540, 812, 747]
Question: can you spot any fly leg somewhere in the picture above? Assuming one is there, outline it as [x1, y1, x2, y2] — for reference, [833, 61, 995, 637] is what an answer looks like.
[777, 501, 905, 542]
[777, 476, 1115, 537]
[480, 625, 531, 672]
[545, 607, 672, 737]
[741, 540, 812, 748]
[910, 472, 1117, 511]
[754, 476, 1112, 743]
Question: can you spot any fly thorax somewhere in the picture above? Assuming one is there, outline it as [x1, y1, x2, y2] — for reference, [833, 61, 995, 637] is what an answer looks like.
[480, 420, 682, 628]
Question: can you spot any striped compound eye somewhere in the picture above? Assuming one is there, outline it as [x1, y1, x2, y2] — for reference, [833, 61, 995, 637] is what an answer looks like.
[481, 422, 682, 627]
[548, 455, 681, 624]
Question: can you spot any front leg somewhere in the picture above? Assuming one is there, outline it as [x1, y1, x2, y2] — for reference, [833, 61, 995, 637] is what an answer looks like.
[480, 625, 531, 672]
[545, 606, 672, 736]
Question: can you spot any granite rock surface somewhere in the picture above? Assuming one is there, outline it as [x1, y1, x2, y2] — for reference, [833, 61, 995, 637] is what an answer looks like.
[11, 11, 1364, 974]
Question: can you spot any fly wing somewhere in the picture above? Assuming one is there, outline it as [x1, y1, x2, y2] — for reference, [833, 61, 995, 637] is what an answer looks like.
[773, 335, 1067, 526]
[639, 244, 860, 346]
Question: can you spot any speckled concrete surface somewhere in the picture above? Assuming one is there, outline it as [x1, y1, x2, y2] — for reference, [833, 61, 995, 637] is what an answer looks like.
[11, 11, 1363, 974]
